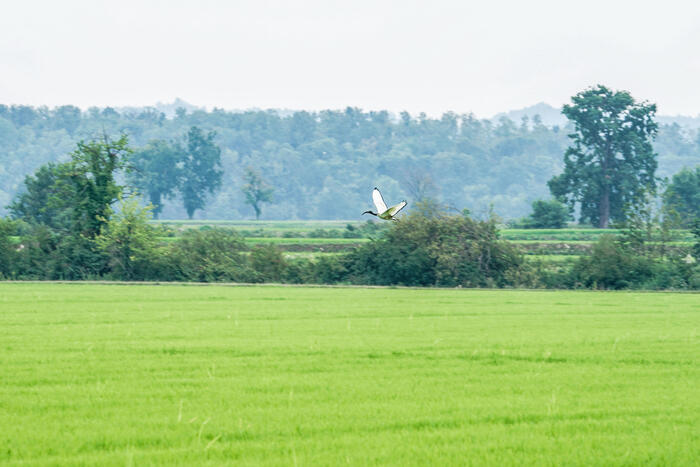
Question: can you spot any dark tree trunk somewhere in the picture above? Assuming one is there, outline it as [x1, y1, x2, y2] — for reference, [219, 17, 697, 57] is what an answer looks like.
[149, 191, 162, 220]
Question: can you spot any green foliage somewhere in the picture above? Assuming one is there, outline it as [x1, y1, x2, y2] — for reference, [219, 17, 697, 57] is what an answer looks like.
[167, 228, 251, 282]
[662, 166, 700, 226]
[549, 85, 658, 228]
[281, 257, 315, 284]
[571, 235, 654, 289]
[7, 135, 131, 279]
[2, 104, 698, 221]
[346, 210, 523, 287]
[250, 244, 286, 282]
[128, 140, 182, 218]
[94, 197, 160, 280]
[570, 220, 699, 290]
[68, 135, 131, 238]
[179, 127, 222, 219]
[522, 199, 570, 228]
[9, 162, 75, 231]
[0, 218, 19, 277]
[310, 255, 349, 284]
[242, 167, 274, 220]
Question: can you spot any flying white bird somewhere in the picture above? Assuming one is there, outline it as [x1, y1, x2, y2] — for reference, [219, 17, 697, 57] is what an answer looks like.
[363, 187, 407, 221]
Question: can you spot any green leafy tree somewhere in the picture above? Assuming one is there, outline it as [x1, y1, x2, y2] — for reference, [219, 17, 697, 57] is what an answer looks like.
[0, 218, 18, 278]
[9, 163, 75, 231]
[242, 167, 274, 220]
[11, 135, 130, 238]
[662, 166, 700, 226]
[68, 135, 131, 238]
[128, 140, 182, 218]
[548, 85, 658, 228]
[523, 199, 570, 228]
[8, 135, 131, 278]
[179, 127, 222, 219]
[94, 196, 159, 280]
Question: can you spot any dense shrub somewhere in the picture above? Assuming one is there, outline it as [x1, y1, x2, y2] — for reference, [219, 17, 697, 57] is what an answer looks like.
[95, 198, 161, 280]
[568, 234, 699, 290]
[250, 244, 286, 282]
[345, 210, 524, 287]
[13, 224, 107, 280]
[310, 255, 350, 284]
[167, 228, 253, 282]
[570, 235, 654, 289]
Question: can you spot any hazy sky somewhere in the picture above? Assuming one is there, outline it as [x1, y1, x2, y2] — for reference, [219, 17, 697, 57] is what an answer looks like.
[2, 0, 700, 117]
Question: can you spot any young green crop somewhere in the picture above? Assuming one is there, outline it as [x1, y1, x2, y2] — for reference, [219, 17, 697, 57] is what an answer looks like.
[1, 284, 698, 465]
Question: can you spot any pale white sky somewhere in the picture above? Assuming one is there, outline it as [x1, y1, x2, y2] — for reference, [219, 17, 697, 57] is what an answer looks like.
[2, 0, 700, 117]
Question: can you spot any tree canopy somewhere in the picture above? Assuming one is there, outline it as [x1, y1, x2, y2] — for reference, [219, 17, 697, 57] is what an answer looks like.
[242, 167, 274, 220]
[548, 85, 658, 228]
[128, 140, 181, 219]
[663, 166, 700, 226]
[8, 135, 131, 278]
[179, 127, 222, 219]
[0, 102, 698, 220]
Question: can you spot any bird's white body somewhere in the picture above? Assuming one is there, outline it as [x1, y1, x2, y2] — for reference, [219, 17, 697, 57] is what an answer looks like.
[363, 187, 407, 221]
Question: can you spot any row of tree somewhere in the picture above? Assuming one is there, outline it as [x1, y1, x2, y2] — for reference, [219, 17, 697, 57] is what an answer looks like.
[0, 84, 699, 289]
[2, 197, 698, 289]
[1, 95, 698, 221]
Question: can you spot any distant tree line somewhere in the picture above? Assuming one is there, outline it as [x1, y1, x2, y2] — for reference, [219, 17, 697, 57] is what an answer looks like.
[1, 191, 698, 289]
[0, 85, 699, 289]
[0, 100, 698, 221]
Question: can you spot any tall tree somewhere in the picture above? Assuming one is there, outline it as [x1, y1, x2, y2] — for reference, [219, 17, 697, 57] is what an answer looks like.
[10, 135, 130, 238]
[68, 135, 131, 238]
[9, 135, 131, 278]
[662, 166, 700, 226]
[548, 85, 658, 228]
[242, 167, 274, 220]
[9, 162, 75, 231]
[128, 140, 182, 219]
[95, 196, 158, 280]
[179, 127, 222, 219]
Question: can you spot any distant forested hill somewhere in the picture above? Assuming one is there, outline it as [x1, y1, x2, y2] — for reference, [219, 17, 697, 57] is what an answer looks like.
[1, 104, 698, 220]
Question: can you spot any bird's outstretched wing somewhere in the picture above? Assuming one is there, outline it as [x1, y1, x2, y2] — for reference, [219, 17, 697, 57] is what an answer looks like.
[387, 201, 407, 217]
[372, 187, 388, 213]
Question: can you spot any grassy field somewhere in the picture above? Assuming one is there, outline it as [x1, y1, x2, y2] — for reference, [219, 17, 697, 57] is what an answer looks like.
[1, 283, 698, 465]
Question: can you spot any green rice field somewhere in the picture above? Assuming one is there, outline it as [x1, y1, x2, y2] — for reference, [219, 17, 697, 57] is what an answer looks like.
[1, 283, 698, 465]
